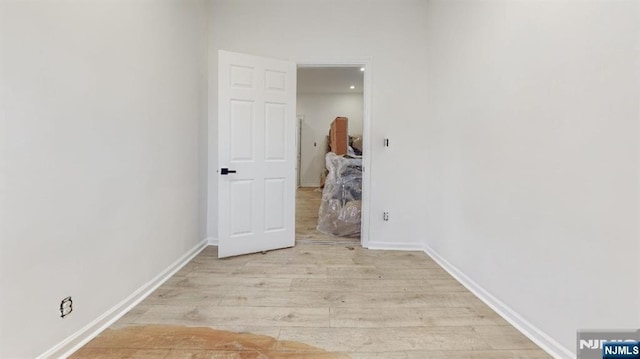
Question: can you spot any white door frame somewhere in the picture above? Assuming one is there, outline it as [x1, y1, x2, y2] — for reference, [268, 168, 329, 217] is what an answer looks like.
[294, 57, 373, 248]
[296, 114, 303, 188]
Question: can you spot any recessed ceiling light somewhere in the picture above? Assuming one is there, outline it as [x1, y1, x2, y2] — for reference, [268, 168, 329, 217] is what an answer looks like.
[360, 67, 365, 72]
[350, 85, 355, 89]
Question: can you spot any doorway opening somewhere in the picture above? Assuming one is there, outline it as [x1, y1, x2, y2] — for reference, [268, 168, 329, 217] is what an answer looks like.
[294, 62, 371, 247]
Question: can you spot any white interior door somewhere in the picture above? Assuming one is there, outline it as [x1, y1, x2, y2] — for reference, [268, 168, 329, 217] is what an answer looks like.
[218, 50, 296, 258]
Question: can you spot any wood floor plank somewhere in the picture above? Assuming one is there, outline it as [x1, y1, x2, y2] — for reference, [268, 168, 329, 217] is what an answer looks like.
[291, 278, 432, 292]
[219, 289, 336, 308]
[473, 325, 542, 350]
[329, 306, 507, 328]
[327, 265, 452, 280]
[218, 289, 484, 309]
[426, 278, 472, 292]
[405, 349, 553, 359]
[277, 326, 493, 352]
[144, 287, 226, 305]
[135, 305, 331, 328]
[327, 291, 483, 308]
[166, 275, 293, 292]
[348, 352, 409, 359]
[72, 348, 171, 358]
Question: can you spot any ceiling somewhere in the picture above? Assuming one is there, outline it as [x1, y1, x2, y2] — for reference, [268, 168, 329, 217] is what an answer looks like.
[297, 67, 364, 94]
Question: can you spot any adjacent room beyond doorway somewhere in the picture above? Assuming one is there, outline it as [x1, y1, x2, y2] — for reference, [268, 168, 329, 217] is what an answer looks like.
[296, 67, 364, 245]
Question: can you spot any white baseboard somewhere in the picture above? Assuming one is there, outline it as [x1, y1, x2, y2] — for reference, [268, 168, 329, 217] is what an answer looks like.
[39, 238, 209, 359]
[207, 236, 218, 246]
[422, 243, 575, 359]
[364, 241, 424, 251]
[299, 183, 320, 188]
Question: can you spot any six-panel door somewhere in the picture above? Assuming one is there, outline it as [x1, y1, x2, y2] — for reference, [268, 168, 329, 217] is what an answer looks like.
[218, 50, 296, 258]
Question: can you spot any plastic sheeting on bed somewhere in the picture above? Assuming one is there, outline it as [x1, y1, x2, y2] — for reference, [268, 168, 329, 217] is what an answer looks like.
[316, 152, 362, 237]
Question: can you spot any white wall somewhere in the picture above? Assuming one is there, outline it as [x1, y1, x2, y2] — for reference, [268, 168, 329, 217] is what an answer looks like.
[297, 93, 363, 187]
[208, 0, 430, 247]
[0, 1, 207, 357]
[424, 0, 640, 357]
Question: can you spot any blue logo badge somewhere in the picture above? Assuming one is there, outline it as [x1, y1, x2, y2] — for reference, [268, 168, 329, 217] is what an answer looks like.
[602, 341, 640, 359]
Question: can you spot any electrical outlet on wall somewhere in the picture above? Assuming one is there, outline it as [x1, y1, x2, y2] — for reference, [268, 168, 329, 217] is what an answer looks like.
[60, 296, 72, 318]
[383, 212, 389, 221]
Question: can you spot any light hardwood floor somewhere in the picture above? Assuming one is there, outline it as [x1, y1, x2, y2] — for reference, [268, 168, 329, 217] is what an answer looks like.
[72, 189, 549, 358]
[72, 243, 551, 358]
